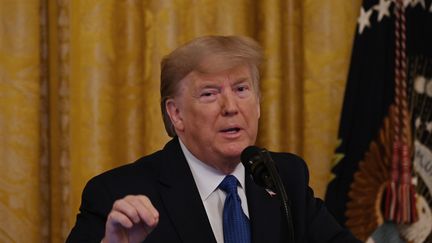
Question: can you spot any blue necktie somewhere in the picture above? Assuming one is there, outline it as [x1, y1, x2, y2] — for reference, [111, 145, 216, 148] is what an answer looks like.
[219, 175, 251, 243]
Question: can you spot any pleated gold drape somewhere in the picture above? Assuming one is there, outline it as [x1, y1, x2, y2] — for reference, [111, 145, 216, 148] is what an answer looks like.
[0, 0, 361, 242]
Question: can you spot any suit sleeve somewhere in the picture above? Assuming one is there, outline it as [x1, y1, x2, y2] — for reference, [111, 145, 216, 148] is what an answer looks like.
[66, 176, 112, 243]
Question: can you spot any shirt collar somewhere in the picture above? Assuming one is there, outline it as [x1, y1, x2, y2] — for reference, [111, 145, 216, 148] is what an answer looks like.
[178, 138, 246, 201]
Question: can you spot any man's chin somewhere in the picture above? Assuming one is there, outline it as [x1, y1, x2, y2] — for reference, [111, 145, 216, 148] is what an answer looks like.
[219, 147, 244, 161]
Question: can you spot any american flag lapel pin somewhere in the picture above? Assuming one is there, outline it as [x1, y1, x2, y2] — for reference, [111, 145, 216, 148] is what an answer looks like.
[265, 189, 277, 197]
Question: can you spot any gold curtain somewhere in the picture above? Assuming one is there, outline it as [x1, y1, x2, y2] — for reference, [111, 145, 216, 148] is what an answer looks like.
[0, 0, 361, 242]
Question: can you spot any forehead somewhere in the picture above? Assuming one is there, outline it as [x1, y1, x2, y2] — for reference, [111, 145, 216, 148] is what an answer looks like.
[187, 65, 252, 85]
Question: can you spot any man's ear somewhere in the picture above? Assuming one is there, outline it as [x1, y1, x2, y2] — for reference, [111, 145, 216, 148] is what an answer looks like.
[257, 103, 260, 119]
[257, 97, 261, 119]
[165, 98, 184, 132]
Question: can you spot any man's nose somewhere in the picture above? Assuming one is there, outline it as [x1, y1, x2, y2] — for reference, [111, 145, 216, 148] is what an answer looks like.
[220, 90, 239, 116]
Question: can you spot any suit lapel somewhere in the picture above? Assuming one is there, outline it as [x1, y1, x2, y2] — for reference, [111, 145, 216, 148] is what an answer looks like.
[246, 174, 282, 243]
[156, 138, 217, 243]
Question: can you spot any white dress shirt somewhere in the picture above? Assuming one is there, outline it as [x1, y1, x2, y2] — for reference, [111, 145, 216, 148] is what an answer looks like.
[179, 139, 250, 243]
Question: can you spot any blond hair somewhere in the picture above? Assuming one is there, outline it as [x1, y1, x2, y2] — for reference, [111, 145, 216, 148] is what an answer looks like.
[160, 35, 263, 137]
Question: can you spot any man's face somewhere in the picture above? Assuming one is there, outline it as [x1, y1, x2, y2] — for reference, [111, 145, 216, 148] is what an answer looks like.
[166, 64, 260, 173]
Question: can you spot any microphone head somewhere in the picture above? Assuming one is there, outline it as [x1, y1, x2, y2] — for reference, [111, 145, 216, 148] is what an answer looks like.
[241, 146, 273, 189]
[241, 146, 261, 164]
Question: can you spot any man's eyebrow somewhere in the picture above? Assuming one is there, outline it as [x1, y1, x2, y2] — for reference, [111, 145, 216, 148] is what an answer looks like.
[233, 77, 251, 85]
[198, 83, 220, 89]
[196, 77, 251, 89]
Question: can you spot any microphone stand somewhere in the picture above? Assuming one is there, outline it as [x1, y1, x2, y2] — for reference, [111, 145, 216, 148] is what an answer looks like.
[259, 149, 295, 243]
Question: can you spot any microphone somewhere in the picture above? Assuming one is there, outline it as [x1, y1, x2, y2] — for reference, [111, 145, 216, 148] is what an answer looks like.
[241, 146, 295, 242]
[241, 146, 276, 190]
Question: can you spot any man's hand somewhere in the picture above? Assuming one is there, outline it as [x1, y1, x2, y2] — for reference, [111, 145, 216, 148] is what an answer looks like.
[102, 195, 159, 243]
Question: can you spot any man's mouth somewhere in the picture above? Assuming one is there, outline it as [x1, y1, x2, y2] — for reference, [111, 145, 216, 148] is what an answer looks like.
[220, 127, 241, 133]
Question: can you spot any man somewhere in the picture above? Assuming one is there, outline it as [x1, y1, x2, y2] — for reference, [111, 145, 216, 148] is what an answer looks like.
[67, 36, 360, 243]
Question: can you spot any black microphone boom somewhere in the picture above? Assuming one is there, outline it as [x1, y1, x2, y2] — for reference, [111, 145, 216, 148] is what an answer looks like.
[241, 146, 295, 243]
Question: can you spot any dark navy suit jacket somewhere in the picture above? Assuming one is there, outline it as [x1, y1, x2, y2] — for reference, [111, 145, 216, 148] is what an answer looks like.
[67, 137, 360, 243]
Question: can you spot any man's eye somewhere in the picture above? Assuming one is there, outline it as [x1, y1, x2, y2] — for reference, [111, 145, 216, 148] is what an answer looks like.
[235, 85, 252, 98]
[236, 85, 251, 93]
[198, 89, 218, 102]
[201, 92, 214, 97]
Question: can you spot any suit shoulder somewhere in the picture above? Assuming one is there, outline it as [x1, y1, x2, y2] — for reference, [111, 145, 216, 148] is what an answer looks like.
[103, 148, 163, 175]
[269, 151, 307, 171]
[83, 149, 164, 193]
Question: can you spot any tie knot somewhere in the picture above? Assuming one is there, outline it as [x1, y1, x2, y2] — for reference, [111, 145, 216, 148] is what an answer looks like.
[219, 175, 239, 194]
